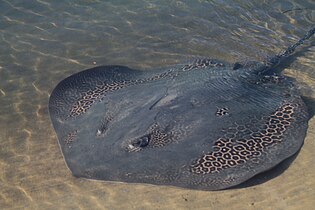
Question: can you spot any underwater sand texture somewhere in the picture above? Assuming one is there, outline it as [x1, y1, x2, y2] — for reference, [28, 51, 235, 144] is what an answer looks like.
[0, 0, 314, 209]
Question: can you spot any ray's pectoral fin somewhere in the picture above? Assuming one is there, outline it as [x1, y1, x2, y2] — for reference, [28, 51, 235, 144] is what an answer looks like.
[189, 99, 308, 189]
[49, 65, 144, 121]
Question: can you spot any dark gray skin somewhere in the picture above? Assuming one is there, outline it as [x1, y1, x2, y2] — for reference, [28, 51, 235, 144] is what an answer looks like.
[49, 27, 314, 190]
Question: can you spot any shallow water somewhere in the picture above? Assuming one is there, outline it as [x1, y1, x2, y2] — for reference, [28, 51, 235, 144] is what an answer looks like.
[0, 0, 314, 209]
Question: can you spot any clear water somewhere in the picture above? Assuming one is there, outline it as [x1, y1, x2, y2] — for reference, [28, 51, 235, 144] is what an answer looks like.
[0, 0, 314, 209]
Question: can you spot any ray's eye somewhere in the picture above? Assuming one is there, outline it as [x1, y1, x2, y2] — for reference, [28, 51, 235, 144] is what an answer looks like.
[233, 62, 243, 70]
[132, 135, 150, 148]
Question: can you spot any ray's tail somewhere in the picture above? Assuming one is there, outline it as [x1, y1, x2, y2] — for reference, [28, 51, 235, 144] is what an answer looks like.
[261, 26, 315, 74]
[279, 27, 315, 58]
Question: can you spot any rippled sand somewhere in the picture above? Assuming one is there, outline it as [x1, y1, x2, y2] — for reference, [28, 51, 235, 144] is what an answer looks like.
[0, 0, 314, 209]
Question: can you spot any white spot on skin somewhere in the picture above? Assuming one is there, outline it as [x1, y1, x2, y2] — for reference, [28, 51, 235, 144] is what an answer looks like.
[128, 144, 135, 149]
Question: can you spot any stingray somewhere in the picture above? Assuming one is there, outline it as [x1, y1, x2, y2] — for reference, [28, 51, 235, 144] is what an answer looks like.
[49, 27, 314, 190]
